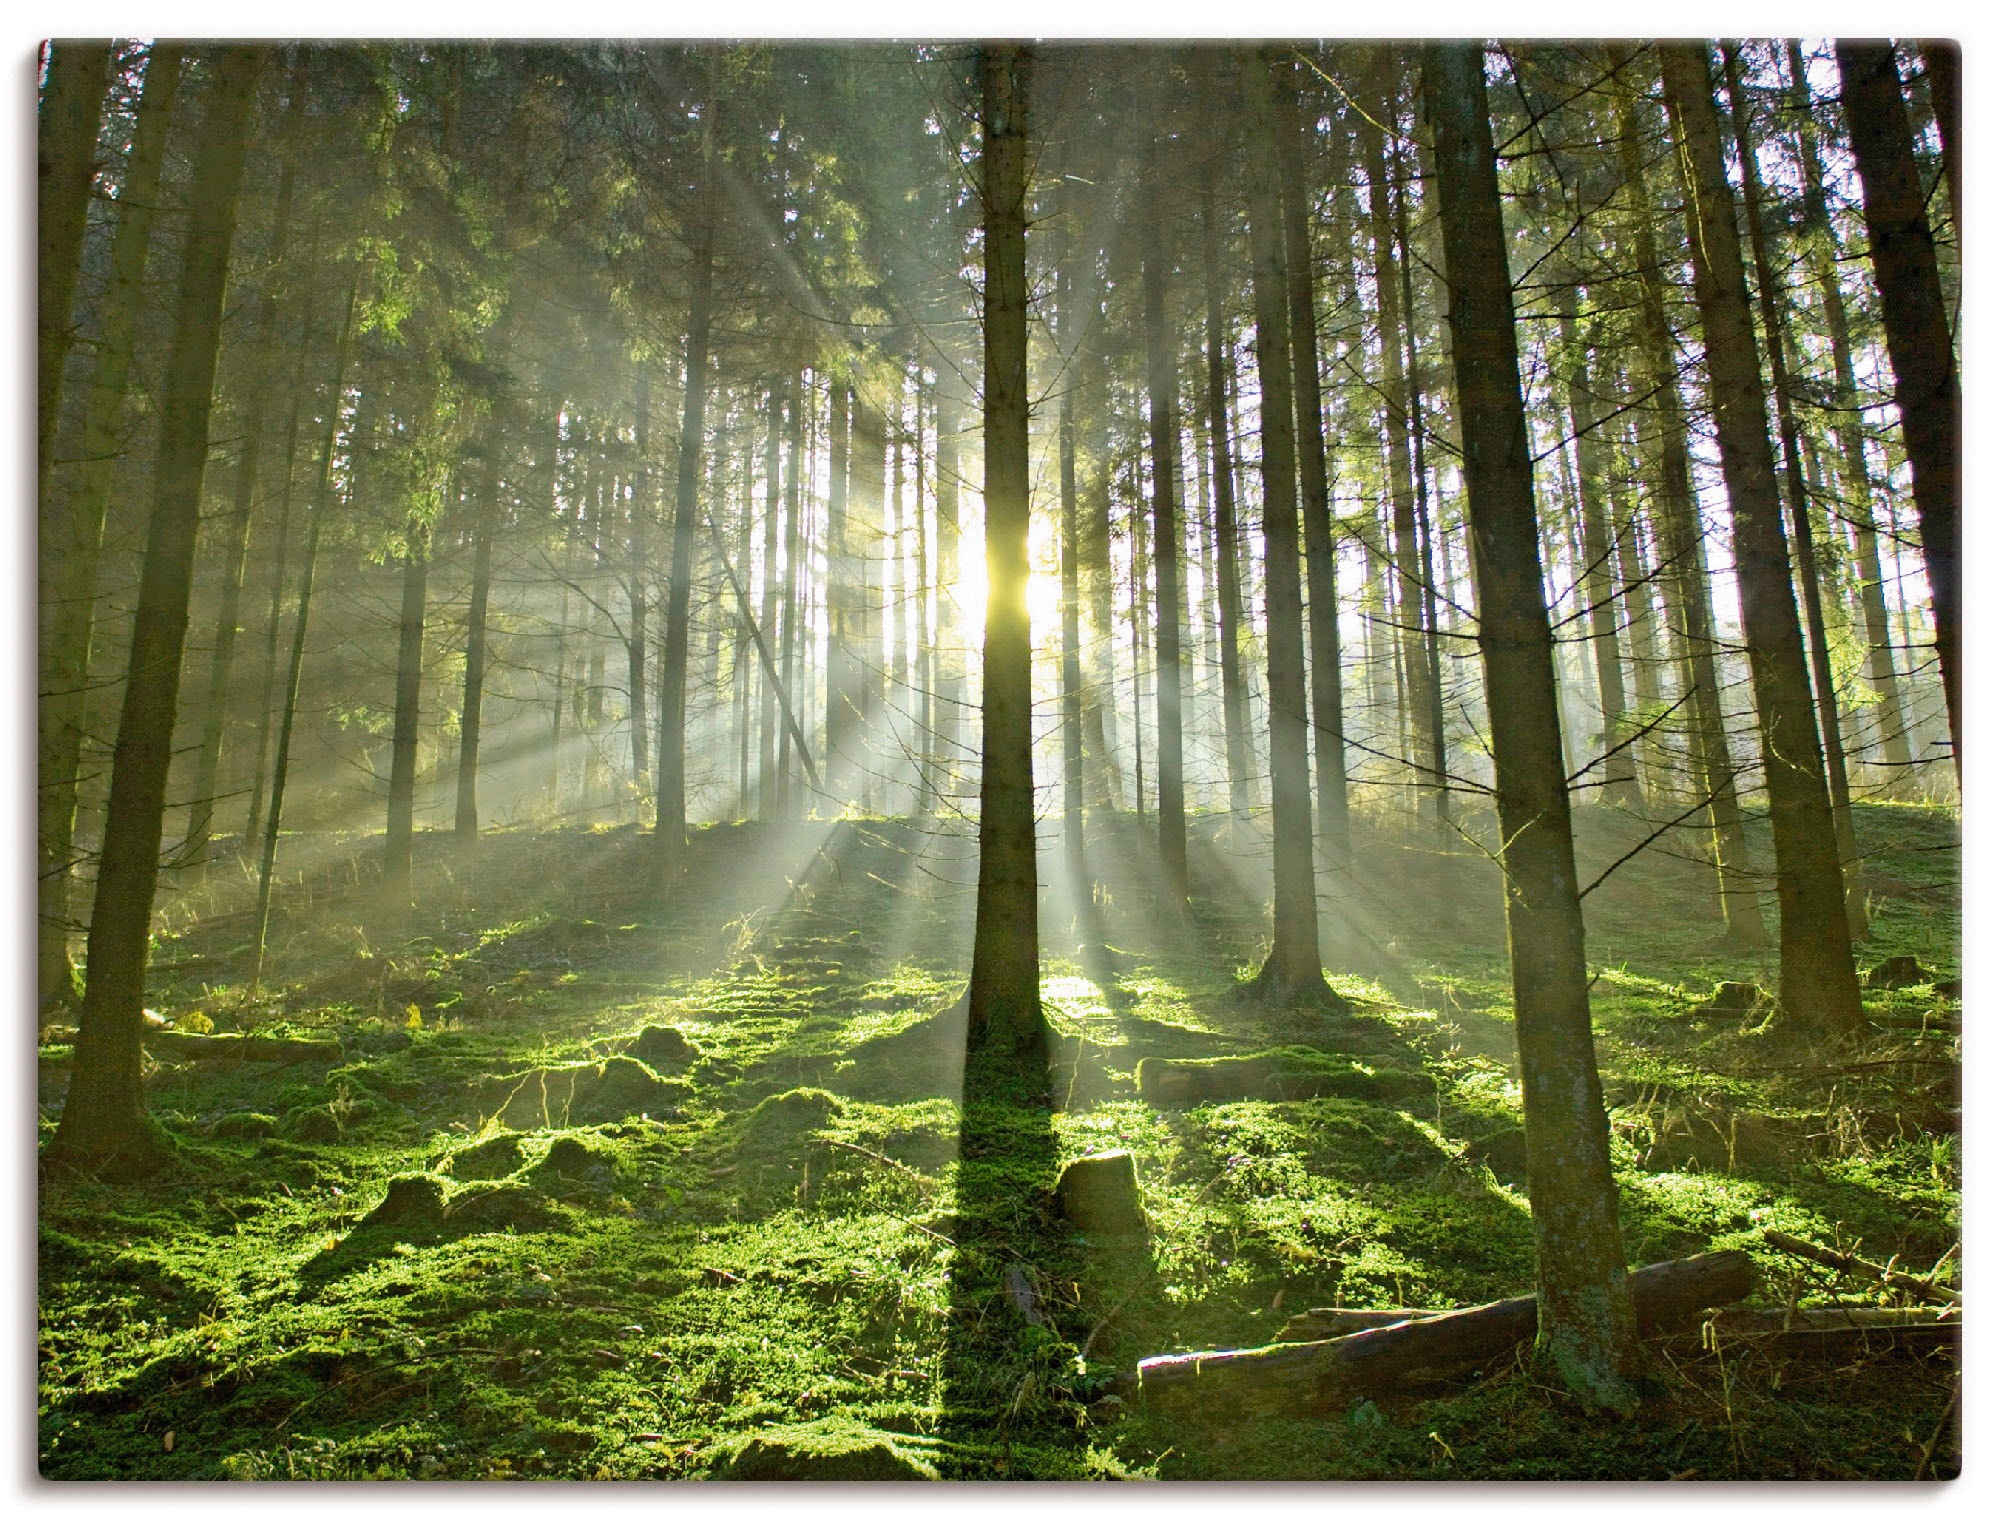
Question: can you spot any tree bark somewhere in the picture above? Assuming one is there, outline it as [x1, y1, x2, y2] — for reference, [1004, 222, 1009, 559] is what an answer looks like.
[1425, 39, 1641, 1410]
[455, 440, 502, 842]
[1835, 41, 1960, 780]
[1242, 50, 1336, 1008]
[965, 43, 1044, 1059]
[1057, 263, 1087, 876]
[50, 47, 263, 1177]
[38, 45, 182, 1014]
[1660, 43, 1863, 1039]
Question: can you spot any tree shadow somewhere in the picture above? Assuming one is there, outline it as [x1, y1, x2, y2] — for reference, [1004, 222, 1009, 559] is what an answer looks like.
[934, 1036, 1082, 1476]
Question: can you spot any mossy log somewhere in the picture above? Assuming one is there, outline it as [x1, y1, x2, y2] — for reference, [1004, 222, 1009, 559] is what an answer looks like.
[1127, 1250, 1754, 1404]
[1278, 1305, 1444, 1341]
[144, 1029, 342, 1062]
[1135, 1047, 1430, 1106]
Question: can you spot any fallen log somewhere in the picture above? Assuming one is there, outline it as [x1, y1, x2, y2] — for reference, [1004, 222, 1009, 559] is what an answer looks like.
[1761, 1229, 1960, 1307]
[145, 1029, 342, 1063]
[1127, 1250, 1754, 1405]
[1698, 1304, 1960, 1355]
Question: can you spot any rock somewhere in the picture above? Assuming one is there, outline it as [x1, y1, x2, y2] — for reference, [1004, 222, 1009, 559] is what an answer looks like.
[1136, 1048, 1430, 1107]
[1863, 955, 1931, 990]
[1693, 981, 1767, 1019]
[709, 1418, 938, 1481]
[359, 1174, 447, 1232]
[440, 1133, 525, 1179]
[624, 1024, 701, 1073]
[1055, 1150, 1148, 1237]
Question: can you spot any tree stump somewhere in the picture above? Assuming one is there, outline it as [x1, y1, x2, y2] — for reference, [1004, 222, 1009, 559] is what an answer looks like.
[1056, 1150, 1148, 1237]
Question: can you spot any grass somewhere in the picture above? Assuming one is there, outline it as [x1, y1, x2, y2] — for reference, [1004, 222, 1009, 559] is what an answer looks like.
[38, 798, 1960, 1479]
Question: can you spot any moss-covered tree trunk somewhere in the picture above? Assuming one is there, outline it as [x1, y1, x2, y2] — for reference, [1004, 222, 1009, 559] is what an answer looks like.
[1659, 42, 1862, 1039]
[50, 47, 263, 1177]
[383, 519, 431, 906]
[965, 42, 1044, 1058]
[1424, 38, 1640, 1412]
[1200, 192, 1252, 835]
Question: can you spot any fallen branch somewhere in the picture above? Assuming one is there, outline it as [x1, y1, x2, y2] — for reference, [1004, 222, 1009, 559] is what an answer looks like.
[1278, 1305, 1444, 1341]
[1126, 1251, 1754, 1405]
[1699, 1304, 1960, 1355]
[1761, 1229, 1961, 1307]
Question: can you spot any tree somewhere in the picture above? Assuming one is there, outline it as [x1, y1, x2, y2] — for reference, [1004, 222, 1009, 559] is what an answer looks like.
[1423, 38, 1640, 1412]
[49, 47, 266, 1176]
[965, 42, 1044, 1058]
[1658, 43, 1863, 1040]
[37, 40, 114, 494]
[1241, 49, 1340, 1009]
[1835, 41, 1961, 779]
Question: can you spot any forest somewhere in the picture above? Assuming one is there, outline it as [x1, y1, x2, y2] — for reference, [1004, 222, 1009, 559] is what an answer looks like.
[36, 37, 1960, 1480]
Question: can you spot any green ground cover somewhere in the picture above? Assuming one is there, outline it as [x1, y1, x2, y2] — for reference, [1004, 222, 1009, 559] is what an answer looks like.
[38, 800, 1959, 1479]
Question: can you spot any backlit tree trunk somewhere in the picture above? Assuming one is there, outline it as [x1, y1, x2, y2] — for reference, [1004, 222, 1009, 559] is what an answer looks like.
[965, 42, 1044, 1057]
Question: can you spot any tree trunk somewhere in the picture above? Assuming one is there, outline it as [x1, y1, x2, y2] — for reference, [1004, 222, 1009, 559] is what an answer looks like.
[628, 372, 652, 805]
[1835, 41, 1960, 780]
[965, 43, 1044, 1059]
[1615, 87, 1767, 947]
[1057, 264, 1086, 876]
[760, 384, 783, 819]
[1425, 39, 1641, 1411]
[1659, 43, 1863, 1039]
[1277, 77, 1350, 860]
[1242, 50, 1336, 1008]
[1723, 47, 1864, 930]
[1787, 40, 1910, 776]
[1200, 194, 1251, 836]
[50, 48, 263, 1177]
[932, 382, 962, 797]
[1555, 289, 1642, 807]
[654, 108, 716, 890]
[184, 67, 308, 866]
[455, 442, 502, 842]
[38, 45, 182, 1014]
[780, 371, 805, 816]
[1360, 62, 1443, 823]
[1142, 166, 1189, 904]
[37, 40, 113, 494]
[383, 520, 431, 905]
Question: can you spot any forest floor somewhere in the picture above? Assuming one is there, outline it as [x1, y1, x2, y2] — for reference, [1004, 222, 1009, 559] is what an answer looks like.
[37, 795, 1960, 1480]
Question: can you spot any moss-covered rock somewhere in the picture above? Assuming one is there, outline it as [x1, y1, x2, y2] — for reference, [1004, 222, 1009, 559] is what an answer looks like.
[530, 1134, 617, 1188]
[573, 1055, 688, 1124]
[1055, 1150, 1148, 1237]
[708, 1417, 939, 1480]
[624, 1023, 700, 1072]
[444, 1182, 559, 1234]
[357, 1174, 447, 1232]
[1135, 1047, 1431, 1107]
[208, 1111, 281, 1140]
[281, 1107, 343, 1142]
[737, 1087, 844, 1152]
[438, 1132, 525, 1179]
